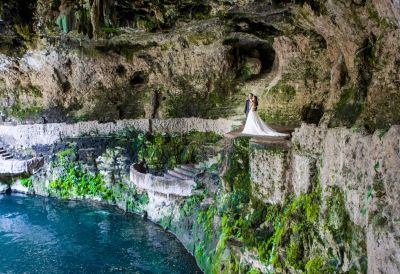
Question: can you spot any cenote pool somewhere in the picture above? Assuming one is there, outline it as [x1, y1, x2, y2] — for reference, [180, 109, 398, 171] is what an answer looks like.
[0, 194, 202, 274]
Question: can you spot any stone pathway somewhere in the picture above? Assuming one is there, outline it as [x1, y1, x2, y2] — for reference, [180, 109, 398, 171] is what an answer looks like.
[224, 125, 295, 147]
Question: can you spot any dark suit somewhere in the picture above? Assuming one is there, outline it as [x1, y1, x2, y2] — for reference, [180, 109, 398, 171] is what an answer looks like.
[244, 99, 251, 117]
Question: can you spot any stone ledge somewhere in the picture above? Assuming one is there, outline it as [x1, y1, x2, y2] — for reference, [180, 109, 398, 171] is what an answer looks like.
[0, 118, 241, 149]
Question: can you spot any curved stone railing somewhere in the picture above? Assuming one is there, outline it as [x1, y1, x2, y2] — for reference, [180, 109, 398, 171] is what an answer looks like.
[130, 164, 196, 198]
[0, 118, 240, 149]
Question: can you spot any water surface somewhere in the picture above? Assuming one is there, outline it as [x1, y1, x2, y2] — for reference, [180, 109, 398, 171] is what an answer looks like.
[0, 194, 202, 274]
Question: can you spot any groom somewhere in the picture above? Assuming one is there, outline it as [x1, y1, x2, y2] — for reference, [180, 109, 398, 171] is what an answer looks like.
[244, 93, 253, 118]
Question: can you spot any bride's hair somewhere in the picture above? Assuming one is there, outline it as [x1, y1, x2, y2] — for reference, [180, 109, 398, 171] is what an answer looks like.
[253, 96, 258, 110]
[253, 96, 258, 105]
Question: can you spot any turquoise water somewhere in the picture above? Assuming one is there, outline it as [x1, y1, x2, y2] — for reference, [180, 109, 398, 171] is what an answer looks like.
[0, 194, 202, 274]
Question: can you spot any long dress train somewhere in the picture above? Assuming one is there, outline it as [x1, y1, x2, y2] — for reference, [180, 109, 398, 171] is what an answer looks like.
[242, 110, 288, 137]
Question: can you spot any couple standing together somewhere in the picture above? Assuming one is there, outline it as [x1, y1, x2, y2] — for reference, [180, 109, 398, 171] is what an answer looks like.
[242, 94, 288, 137]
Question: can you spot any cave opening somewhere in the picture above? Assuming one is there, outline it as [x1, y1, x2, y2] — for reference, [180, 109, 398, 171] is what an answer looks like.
[129, 71, 149, 86]
[227, 40, 276, 80]
[1, 0, 36, 27]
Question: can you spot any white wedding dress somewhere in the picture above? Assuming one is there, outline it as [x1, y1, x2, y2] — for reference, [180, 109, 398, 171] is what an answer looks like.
[242, 109, 288, 137]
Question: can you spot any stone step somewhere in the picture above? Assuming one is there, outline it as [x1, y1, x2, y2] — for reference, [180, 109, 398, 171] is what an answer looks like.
[173, 167, 197, 178]
[0, 150, 7, 154]
[179, 165, 201, 175]
[167, 170, 192, 180]
[2, 155, 13, 160]
[163, 173, 181, 181]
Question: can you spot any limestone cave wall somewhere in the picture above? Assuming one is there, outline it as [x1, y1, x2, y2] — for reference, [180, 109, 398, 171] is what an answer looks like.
[0, 0, 398, 130]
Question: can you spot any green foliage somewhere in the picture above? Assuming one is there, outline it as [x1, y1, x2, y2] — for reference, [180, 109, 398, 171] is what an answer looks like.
[268, 81, 296, 99]
[194, 204, 219, 272]
[286, 237, 303, 269]
[197, 205, 217, 240]
[49, 148, 113, 200]
[20, 177, 33, 190]
[223, 137, 251, 193]
[10, 104, 43, 121]
[187, 31, 217, 46]
[252, 178, 322, 271]
[181, 191, 206, 216]
[239, 65, 253, 81]
[137, 131, 222, 172]
[248, 268, 262, 274]
[305, 256, 334, 274]
[126, 189, 149, 213]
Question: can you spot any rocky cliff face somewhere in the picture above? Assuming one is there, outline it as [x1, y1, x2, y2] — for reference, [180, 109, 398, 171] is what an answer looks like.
[0, 0, 399, 129]
[138, 124, 399, 274]
[1, 119, 399, 273]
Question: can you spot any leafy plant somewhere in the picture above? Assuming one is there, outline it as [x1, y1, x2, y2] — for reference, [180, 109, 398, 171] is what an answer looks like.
[20, 177, 33, 190]
[49, 148, 113, 200]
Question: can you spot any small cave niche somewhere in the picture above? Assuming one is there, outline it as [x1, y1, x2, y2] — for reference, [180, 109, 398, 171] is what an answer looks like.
[61, 81, 71, 93]
[129, 71, 149, 86]
[116, 64, 127, 76]
[226, 39, 276, 80]
[301, 104, 324, 125]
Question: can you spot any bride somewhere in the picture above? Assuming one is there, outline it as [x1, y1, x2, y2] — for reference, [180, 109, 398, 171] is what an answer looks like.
[242, 95, 288, 137]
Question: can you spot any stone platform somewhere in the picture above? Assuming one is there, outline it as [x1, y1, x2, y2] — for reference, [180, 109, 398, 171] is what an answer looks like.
[224, 125, 294, 147]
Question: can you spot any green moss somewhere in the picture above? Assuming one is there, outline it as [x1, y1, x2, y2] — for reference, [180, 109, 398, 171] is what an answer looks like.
[305, 256, 335, 274]
[164, 75, 240, 119]
[20, 177, 33, 191]
[181, 191, 206, 216]
[14, 24, 32, 41]
[248, 267, 262, 274]
[223, 137, 251, 193]
[331, 85, 364, 127]
[324, 186, 368, 272]
[259, 79, 301, 126]
[286, 237, 303, 269]
[366, 4, 396, 30]
[325, 187, 348, 238]
[194, 204, 219, 272]
[137, 131, 222, 172]
[251, 143, 288, 156]
[10, 104, 43, 121]
[95, 41, 157, 61]
[126, 190, 149, 213]
[239, 65, 253, 81]
[187, 31, 217, 46]
[102, 27, 123, 37]
[49, 148, 113, 200]
[259, 108, 301, 127]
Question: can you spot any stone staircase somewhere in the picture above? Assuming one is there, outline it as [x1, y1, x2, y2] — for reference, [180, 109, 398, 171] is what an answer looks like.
[130, 159, 215, 200]
[0, 146, 13, 160]
[163, 164, 202, 181]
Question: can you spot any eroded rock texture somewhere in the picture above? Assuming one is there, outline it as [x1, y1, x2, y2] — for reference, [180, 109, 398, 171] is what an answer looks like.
[0, 0, 398, 129]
